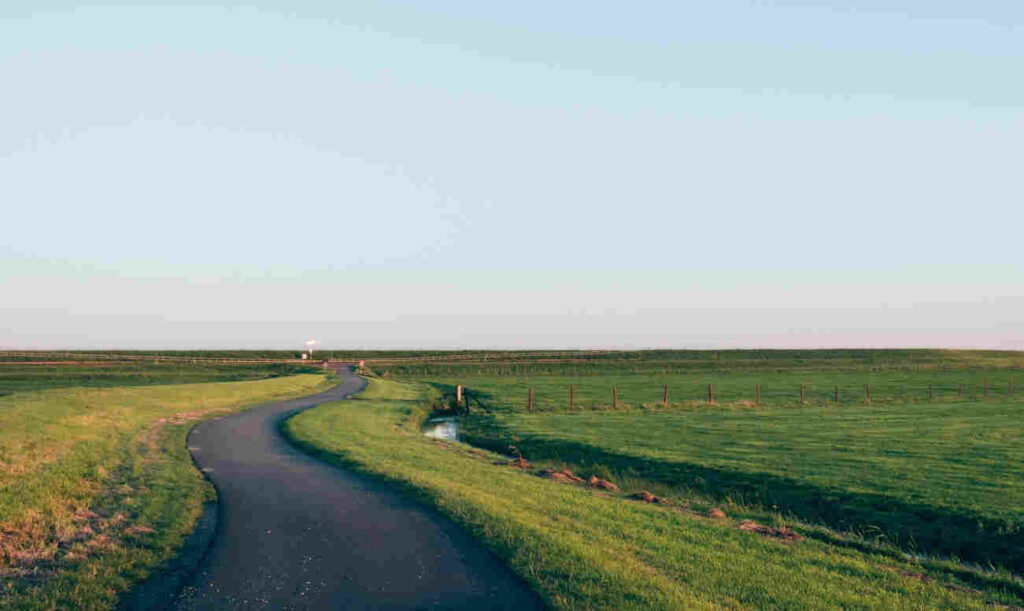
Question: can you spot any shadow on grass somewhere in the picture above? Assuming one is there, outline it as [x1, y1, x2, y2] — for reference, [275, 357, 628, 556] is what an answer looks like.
[421, 382, 499, 416]
[461, 415, 1024, 576]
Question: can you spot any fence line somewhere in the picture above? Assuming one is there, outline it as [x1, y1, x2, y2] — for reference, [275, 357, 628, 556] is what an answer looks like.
[465, 378, 1023, 412]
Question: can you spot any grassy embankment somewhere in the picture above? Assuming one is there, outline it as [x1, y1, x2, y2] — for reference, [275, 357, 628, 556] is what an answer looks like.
[0, 373, 328, 609]
[285, 376, 1024, 609]
[456, 385, 1024, 569]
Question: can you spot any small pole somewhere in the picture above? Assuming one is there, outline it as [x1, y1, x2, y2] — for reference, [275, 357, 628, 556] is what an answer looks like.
[528, 387, 534, 412]
[928, 385, 933, 400]
[662, 384, 668, 407]
[865, 383, 871, 404]
[756, 384, 761, 405]
[800, 384, 805, 404]
[834, 386, 839, 404]
[613, 385, 618, 408]
[958, 384, 963, 398]
[708, 383, 714, 404]
[456, 385, 463, 404]
[569, 384, 574, 410]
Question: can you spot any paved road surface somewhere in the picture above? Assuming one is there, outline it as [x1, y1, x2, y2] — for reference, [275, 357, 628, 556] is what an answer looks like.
[171, 367, 542, 610]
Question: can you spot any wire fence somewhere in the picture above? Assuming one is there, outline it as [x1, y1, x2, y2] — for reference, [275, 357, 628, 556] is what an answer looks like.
[446, 377, 1019, 413]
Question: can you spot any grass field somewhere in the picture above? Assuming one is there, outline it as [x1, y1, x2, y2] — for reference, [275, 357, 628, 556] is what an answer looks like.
[285, 376, 1024, 609]
[0, 362, 320, 395]
[384, 349, 1024, 377]
[0, 372, 328, 609]
[462, 393, 1022, 566]
[3, 348, 1021, 608]
[419, 369, 1019, 411]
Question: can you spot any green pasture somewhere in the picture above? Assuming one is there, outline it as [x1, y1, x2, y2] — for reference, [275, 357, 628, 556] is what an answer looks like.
[0, 362, 319, 395]
[422, 370, 1020, 411]
[386, 348, 1024, 377]
[457, 389, 1024, 571]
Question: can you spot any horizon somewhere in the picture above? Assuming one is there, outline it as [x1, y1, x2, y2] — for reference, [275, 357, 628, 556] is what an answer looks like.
[3, 346, 1022, 354]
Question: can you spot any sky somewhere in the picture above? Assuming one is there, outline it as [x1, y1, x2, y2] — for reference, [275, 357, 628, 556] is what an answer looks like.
[1, 1, 1022, 350]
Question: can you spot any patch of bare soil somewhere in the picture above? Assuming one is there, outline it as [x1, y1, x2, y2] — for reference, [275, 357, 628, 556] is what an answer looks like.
[508, 457, 533, 469]
[538, 469, 585, 484]
[629, 491, 668, 504]
[707, 508, 727, 519]
[737, 519, 802, 541]
[587, 476, 620, 493]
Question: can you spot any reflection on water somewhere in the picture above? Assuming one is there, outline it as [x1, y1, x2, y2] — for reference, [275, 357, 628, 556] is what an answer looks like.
[422, 416, 459, 441]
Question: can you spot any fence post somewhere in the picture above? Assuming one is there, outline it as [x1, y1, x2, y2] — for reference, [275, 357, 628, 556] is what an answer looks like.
[662, 384, 668, 407]
[613, 385, 618, 408]
[928, 385, 933, 400]
[958, 384, 963, 398]
[800, 384, 805, 404]
[865, 383, 871, 404]
[528, 387, 534, 412]
[755, 384, 761, 405]
[569, 384, 574, 411]
[456, 385, 463, 404]
[708, 383, 714, 404]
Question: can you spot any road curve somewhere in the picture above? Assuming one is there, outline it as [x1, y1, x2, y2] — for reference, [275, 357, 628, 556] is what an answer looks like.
[170, 367, 543, 610]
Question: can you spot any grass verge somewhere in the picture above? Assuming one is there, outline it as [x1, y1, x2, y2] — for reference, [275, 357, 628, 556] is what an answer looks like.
[284, 377, 1023, 609]
[0, 374, 329, 609]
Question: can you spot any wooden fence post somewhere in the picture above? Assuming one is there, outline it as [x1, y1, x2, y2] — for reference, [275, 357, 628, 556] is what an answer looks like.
[662, 384, 668, 407]
[569, 384, 574, 411]
[708, 383, 714, 404]
[865, 383, 871, 404]
[755, 384, 761, 405]
[834, 386, 839, 404]
[800, 384, 805, 404]
[456, 385, 463, 404]
[613, 385, 618, 408]
[528, 387, 534, 412]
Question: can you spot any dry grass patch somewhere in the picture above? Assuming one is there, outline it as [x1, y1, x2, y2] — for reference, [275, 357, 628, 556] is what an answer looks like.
[0, 374, 328, 608]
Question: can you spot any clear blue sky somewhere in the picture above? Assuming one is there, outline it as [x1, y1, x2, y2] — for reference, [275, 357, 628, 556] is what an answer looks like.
[2, 1, 1022, 349]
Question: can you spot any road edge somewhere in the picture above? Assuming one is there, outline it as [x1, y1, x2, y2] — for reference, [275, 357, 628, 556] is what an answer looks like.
[119, 372, 345, 610]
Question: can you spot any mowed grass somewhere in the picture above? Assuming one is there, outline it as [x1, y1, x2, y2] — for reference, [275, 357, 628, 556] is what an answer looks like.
[436, 373, 1024, 568]
[0, 373, 328, 609]
[285, 377, 1023, 609]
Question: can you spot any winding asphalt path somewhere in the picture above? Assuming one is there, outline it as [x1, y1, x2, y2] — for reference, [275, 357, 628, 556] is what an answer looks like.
[170, 367, 542, 610]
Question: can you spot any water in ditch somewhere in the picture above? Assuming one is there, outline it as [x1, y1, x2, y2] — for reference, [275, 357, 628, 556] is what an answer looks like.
[422, 416, 459, 441]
